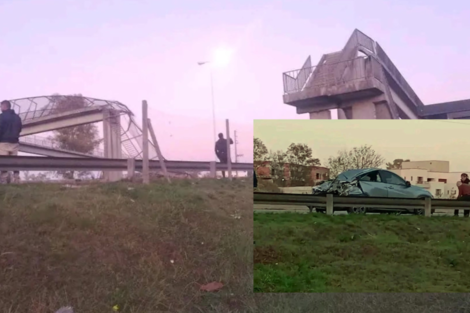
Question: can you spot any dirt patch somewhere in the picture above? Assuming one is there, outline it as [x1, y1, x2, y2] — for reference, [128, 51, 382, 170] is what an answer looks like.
[361, 244, 378, 256]
[254, 246, 282, 264]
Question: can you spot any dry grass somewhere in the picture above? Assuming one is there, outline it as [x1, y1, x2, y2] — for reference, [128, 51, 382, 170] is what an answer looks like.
[256, 180, 281, 193]
[2, 180, 470, 312]
[0, 179, 252, 313]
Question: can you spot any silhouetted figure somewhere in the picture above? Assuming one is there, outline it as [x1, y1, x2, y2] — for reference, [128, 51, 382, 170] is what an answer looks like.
[254, 170, 258, 188]
[455, 173, 470, 217]
[368, 172, 378, 182]
[0, 100, 22, 184]
[214, 133, 233, 178]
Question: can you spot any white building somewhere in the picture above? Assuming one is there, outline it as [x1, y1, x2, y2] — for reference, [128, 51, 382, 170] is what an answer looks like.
[391, 160, 465, 199]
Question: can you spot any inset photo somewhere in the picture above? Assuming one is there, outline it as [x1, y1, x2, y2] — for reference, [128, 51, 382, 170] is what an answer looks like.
[254, 119, 470, 292]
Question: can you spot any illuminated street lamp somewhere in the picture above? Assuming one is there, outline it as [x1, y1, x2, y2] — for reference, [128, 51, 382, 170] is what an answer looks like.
[198, 47, 233, 160]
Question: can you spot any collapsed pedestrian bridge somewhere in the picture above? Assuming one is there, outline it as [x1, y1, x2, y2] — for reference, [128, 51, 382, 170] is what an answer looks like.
[282, 29, 470, 119]
[9, 95, 161, 180]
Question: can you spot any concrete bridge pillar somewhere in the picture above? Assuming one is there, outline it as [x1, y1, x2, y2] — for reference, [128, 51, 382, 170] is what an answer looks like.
[308, 96, 392, 120]
[309, 110, 331, 119]
[103, 109, 122, 181]
[351, 101, 376, 119]
[337, 108, 349, 119]
[350, 101, 391, 119]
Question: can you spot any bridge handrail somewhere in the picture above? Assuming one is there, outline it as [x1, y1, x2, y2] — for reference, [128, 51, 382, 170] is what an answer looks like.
[19, 135, 108, 157]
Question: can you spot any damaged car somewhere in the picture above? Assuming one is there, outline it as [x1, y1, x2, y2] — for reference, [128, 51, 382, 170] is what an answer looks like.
[307, 168, 434, 215]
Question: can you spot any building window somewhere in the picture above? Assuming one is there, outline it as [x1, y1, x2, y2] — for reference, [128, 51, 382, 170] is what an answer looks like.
[417, 177, 423, 184]
[427, 178, 435, 182]
[438, 179, 447, 183]
[436, 189, 442, 196]
[316, 173, 320, 179]
[411, 176, 413, 181]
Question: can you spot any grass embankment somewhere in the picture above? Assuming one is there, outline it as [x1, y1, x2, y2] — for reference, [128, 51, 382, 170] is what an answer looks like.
[0, 180, 252, 313]
[2, 181, 470, 313]
[254, 212, 470, 293]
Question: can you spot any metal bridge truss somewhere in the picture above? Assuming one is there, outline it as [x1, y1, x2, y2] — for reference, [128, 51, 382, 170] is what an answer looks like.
[9, 95, 161, 160]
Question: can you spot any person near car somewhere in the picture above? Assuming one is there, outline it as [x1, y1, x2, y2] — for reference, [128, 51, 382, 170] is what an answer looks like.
[0, 100, 22, 184]
[455, 173, 470, 217]
[214, 133, 233, 178]
[254, 169, 258, 188]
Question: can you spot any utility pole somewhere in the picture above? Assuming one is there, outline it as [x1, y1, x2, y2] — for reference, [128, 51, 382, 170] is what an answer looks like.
[234, 130, 244, 177]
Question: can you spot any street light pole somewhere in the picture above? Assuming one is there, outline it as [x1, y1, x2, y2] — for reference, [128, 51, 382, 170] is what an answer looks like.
[209, 70, 216, 150]
[198, 61, 217, 161]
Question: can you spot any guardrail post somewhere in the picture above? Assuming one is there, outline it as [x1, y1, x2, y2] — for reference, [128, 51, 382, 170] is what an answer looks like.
[127, 158, 135, 180]
[209, 161, 216, 178]
[424, 198, 432, 217]
[142, 100, 150, 184]
[326, 194, 334, 215]
[225, 119, 232, 181]
[148, 118, 171, 183]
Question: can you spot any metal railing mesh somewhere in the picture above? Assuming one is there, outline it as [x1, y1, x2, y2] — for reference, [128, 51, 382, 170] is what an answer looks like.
[281, 29, 424, 110]
[10, 95, 158, 159]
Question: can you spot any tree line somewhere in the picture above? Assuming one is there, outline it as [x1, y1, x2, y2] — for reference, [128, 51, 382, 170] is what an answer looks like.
[254, 137, 409, 186]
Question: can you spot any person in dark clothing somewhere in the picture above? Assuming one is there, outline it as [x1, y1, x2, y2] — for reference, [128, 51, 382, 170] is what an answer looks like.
[254, 170, 258, 188]
[214, 133, 233, 178]
[0, 100, 23, 184]
[368, 172, 378, 182]
[455, 173, 470, 217]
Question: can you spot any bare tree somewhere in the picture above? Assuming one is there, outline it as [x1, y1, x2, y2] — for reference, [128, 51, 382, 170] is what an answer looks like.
[326, 145, 385, 178]
[386, 159, 410, 170]
[267, 150, 287, 186]
[254, 138, 268, 162]
[285, 143, 321, 186]
[49, 94, 102, 179]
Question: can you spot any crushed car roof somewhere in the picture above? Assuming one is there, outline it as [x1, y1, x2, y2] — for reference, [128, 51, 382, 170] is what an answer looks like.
[335, 168, 381, 182]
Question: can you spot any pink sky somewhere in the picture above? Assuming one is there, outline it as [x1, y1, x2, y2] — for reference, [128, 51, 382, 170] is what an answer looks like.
[2, 0, 470, 162]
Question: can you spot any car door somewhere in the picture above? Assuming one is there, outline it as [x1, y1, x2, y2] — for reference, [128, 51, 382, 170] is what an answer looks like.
[378, 170, 412, 198]
[357, 171, 388, 197]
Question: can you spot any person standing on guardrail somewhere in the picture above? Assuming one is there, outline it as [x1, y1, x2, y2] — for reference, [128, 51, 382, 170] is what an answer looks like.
[454, 173, 470, 217]
[214, 133, 233, 178]
[0, 100, 22, 184]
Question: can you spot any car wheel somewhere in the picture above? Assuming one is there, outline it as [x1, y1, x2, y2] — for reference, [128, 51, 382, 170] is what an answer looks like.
[414, 208, 425, 215]
[415, 197, 434, 215]
[348, 206, 366, 214]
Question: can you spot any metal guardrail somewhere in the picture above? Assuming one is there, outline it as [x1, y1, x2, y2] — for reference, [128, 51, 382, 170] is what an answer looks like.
[254, 192, 470, 217]
[0, 156, 253, 171]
